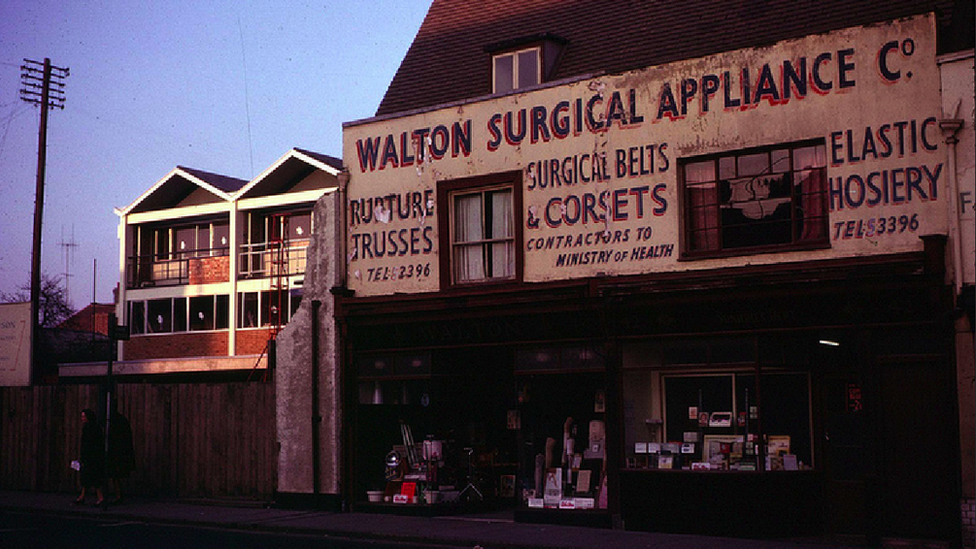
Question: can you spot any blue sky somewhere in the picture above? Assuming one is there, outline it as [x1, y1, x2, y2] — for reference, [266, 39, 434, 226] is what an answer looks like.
[0, 0, 430, 307]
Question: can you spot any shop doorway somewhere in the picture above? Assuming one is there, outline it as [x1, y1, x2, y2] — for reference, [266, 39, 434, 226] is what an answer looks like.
[878, 361, 957, 542]
[821, 374, 876, 539]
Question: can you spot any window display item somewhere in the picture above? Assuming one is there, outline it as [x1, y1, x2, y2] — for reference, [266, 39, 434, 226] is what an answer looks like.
[544, 468, 562, 507]
[585, 420, 606, 459]
[576, 469, 592, 493]
[708, 411, 733, 427]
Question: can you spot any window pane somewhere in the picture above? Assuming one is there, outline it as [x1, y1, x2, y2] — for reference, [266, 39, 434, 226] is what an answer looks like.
[155, 228, 169, 260]
[173, 298, 187, 332]
[517, 49, 539, 88]
[261, 290, 272, 327]
[490, 189, 513, 239]
[684, 160, 715, 184]
[664, 375, 733, 442]
[290, 292, 302, 319]
[455, 244, 485, 282]
[490, 241, 514, 278]
[454, 194, 483, 243]
[190, 296, 214, 331]
[196, 225, 210, 257]
[719, 157, 736, 180]
[215, 294, 229, 330]
[494, 54, 514, 93]
[770, 149, 790, 173]
[737, 152, 768, 177]
[687, 182, 719, 252]
[130, 301, 145, 335]
[249, 213, 266, 244]
[213, 222, 229, 251]
[793, 145, 826, 169]
[239, 292, 259, 328]
[176, 227, 195, 256]
[290, 212, 311, 240]
[147, 299, 172, 333]
[795, 168, 828, 242]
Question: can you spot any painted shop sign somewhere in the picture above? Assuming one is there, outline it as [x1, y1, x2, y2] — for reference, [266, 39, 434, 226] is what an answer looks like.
[343, 14, 945, 297]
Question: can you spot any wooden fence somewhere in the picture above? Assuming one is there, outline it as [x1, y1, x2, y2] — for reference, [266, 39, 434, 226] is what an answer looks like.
[0, 382, 276, 500]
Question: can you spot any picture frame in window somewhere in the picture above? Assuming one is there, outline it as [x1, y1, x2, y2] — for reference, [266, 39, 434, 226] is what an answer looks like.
[702, 434, 744, 462]
[767, 435, 791, 457]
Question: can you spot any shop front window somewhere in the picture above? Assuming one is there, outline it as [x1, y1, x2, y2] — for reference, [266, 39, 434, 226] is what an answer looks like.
[514, 346, 607, 510]
[623, 338, 813, 472]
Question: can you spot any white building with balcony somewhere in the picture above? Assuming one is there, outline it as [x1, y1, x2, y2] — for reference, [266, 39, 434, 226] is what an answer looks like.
[72, 148, 341, 379]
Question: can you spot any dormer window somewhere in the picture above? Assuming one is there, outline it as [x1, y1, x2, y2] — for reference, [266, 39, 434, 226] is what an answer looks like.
[486, 33, 568, 95]
[493, 47, 541, 94]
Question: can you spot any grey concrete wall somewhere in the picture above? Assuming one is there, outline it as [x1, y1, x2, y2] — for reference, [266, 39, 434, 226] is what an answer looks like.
[276, 190, 342, 496]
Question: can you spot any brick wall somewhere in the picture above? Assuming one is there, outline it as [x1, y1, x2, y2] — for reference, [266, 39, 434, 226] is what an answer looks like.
[188, 255, 229, 285]
[124, 332, 228, 360]
[236, 328, 274, 355]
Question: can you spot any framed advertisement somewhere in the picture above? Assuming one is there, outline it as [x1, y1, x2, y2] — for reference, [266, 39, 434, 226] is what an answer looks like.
[702, 434, 744, 462]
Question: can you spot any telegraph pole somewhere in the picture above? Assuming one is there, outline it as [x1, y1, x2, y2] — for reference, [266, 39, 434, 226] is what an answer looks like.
[20, 58, 68, 382]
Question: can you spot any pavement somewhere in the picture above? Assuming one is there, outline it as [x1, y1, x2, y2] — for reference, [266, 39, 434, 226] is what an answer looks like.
[0, 490, 858, 548]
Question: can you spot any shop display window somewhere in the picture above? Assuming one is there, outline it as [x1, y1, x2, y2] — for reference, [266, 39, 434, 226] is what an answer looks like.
[357, 353, 431, 406]
[623, 338, 813, 472]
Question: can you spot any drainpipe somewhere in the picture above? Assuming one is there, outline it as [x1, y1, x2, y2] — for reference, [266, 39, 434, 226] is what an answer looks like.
[336, 169, 350, 289]
[939, 112, 964, 294]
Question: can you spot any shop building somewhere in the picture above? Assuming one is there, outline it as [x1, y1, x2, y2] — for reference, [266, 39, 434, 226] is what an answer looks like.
[60, 148, 342, 380]
[281, 0, 975, 543]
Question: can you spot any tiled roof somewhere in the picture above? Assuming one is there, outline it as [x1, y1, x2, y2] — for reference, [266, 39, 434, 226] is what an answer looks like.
[58, 303, 115, 335]
[377, 0, 969, 117]
[294, 148, 343, 170]
[177, 166, 249, 194]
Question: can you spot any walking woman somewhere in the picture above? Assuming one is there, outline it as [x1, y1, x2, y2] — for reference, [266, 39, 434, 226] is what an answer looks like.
[74, 408, 105, 505]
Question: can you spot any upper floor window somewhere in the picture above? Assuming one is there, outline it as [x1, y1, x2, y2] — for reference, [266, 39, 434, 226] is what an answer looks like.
[240, 209, 313, 278]
[129, 294, 229, 335]
[493, 47, 541, 94]
[439, 173, 521, 287]
[682, 142, 828, 256]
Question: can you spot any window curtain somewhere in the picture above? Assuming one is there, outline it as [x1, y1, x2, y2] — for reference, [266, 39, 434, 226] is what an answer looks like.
[490, 190, 514, 278]
[798, 169, 826, 242]
[688, 183, 719, 251]
[454, 194, 484, 281]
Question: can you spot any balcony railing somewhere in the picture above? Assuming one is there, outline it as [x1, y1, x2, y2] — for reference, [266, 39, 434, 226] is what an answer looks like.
[239, 239, 309, 279]
[126, 247, 230, 289]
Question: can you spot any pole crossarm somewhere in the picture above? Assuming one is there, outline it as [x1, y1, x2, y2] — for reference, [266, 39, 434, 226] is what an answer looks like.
[19, 58, 69, 109]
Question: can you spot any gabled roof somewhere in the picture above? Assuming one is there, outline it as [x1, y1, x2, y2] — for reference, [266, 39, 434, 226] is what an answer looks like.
[117, 166, 246, 216]
[294, 148, 343, 171]
[58, 303, 115, 335]
[377, 0, 970, 117]
[236, 148, 343, 200]
[178, 166, 249, 194]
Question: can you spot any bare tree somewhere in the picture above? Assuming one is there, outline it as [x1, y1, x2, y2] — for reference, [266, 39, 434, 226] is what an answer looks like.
[0, 273, 75, 327]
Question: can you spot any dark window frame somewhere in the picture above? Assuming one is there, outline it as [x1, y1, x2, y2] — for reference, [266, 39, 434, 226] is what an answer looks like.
[679, 140, 830, 259]
[437, 171, 523, 289]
